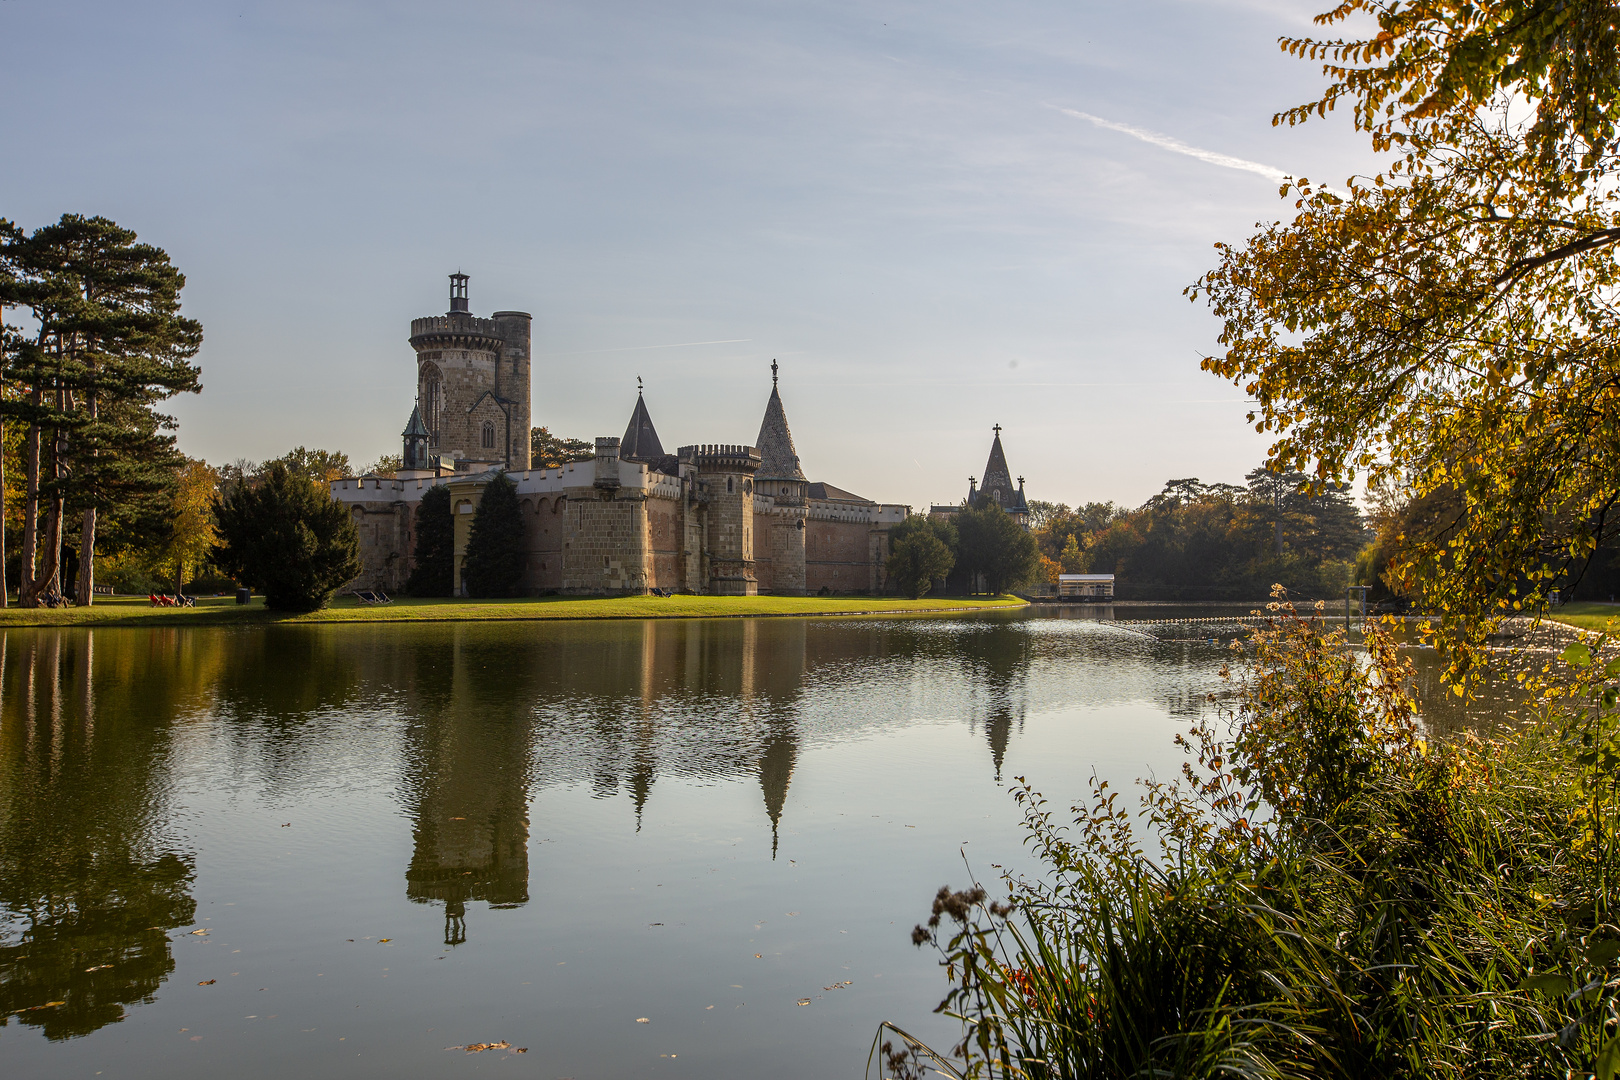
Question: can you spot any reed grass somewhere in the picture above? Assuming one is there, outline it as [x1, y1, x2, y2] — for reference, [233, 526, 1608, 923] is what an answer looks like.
[901, 592, 1620, 1079]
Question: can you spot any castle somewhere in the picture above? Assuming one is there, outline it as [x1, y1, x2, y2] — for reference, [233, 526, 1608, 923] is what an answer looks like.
[331, 275, 907, 596]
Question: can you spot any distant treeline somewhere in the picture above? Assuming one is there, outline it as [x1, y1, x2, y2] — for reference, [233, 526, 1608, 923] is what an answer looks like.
[1029, 465, 1370, 602]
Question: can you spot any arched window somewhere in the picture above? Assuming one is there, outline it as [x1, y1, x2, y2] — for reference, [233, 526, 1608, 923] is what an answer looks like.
[418, 362, 444, 447]
[481, 420, 496, 449]
[727, 477, 734, 493]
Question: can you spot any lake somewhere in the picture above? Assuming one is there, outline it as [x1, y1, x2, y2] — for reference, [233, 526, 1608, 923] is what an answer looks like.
[0, 607, 1515, 1078]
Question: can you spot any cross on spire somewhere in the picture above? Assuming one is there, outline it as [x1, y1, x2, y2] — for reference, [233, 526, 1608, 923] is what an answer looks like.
[771, 359, 779, 387]
[993, 423, 1002, 436]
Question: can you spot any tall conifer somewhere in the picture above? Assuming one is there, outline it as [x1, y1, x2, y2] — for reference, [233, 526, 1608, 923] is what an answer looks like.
[462, 474, 524, 598]
[406, 485, 454, 597]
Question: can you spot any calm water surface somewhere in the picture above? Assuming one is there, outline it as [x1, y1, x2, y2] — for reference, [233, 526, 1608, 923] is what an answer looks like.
[0, 608, 1508, 1078]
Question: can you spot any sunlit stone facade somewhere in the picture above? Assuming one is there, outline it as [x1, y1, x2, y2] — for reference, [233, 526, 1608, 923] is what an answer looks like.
[332, 277, 907, 596]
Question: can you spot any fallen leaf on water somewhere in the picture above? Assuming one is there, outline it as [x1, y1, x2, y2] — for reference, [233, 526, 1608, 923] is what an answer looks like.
[447, 1041, 511, 1053]
[796, 999, 811, 1006]
[280, 823, 291, 828]
[378, 939, 392, 943]
[786, 912, 799, 916]
[635, 1017, 650, 1024]
[84, 964, 113, 972]
[511, 1047, 528, 1054]
[705, 1005, 714, 1010]
[198, 980, 216, 986]
[753, 953, 762, 958]
[822, 981, 853, 991]
[649, 922, 663, 927]
[449, 816, 466, 820]
[189, 929, 209, 936]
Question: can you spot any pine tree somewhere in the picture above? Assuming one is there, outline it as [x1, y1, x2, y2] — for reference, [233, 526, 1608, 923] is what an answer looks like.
[461, 474, 524, 598]
[406, 484, 454, 597]
[0, 215, 202, 606]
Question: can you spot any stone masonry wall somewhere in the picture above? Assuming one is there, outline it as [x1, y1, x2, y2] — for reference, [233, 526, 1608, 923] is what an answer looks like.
[561, 487, 650, 595]
[647, 496, 683, 589]
[806, 518, 882, 594]
[519, 495, 568, 592]
[417, 344, 501, 463]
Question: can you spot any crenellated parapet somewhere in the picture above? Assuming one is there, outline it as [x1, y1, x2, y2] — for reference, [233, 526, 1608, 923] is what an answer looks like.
[678, 444, 761, 473]
[409, 315, 507, 351]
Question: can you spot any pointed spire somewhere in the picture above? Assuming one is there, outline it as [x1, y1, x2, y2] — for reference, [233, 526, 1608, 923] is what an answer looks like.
[755, 362, 806, 482]
[620, 386, 666, 463]
[402, 401, 430, 438]
[980, 426, 1014, 509]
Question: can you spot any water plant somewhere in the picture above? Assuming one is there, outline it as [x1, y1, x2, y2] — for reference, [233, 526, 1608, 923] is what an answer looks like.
[903, 590, 1620, 1079]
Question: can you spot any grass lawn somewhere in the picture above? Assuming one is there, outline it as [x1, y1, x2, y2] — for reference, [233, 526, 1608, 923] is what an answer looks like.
[1547, 601, 1620, 632]
[0, 592, 1027, 628]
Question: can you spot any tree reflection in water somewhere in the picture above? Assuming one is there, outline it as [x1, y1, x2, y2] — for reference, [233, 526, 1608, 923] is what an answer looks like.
[0, 631, 196, 1039]
[8, 611, 1499, 1038]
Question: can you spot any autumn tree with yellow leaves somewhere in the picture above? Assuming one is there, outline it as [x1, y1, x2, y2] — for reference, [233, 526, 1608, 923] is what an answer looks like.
[1195, 0, 1620, 672]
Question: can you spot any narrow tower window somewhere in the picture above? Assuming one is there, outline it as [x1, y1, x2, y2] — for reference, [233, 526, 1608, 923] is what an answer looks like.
[481, 420, 496, 449]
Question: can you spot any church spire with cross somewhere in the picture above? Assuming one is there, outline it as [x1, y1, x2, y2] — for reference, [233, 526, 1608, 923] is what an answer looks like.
[975, 424, 1014, 507]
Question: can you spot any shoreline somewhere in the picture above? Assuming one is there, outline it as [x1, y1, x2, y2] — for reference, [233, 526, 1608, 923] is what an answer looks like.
[0, 593, 1028, 629]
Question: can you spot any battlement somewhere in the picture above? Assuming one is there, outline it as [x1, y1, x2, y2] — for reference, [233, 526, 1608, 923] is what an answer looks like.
[409, 315, 505, 350]
[678, 444, 761, 472]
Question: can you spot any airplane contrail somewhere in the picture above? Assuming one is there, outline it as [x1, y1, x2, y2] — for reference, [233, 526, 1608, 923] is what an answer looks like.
[555, 338, 753, 357]
[1053, 106, 1292, 185]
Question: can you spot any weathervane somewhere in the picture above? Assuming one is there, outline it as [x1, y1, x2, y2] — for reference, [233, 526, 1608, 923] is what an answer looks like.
[637, 375, 643, 393]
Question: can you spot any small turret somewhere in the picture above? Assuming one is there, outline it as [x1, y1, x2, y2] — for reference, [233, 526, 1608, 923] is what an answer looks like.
[449, 272, 470, 315]
[594, 437, 622, 490]
[402, 401, 432, 472]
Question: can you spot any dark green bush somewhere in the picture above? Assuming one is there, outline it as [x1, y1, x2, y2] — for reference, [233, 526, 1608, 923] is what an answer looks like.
[462, 473, 523, 598]
[955, 504, 1039, 594]
[889, 518, 956, 599]
[211, 462, 361, 612]
[405, 484, 453, 597]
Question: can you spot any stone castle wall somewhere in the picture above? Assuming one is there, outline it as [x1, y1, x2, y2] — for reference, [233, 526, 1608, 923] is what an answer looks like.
[562, 488, 650, 595]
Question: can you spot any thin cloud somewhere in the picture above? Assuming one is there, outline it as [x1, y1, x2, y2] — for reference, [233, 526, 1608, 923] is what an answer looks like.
[550, 338, 752, 357]
[1052, 107, 1291, 185]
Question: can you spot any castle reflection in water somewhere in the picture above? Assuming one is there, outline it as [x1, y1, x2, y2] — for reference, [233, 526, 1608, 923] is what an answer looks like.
[0, 615, 1052, 1032]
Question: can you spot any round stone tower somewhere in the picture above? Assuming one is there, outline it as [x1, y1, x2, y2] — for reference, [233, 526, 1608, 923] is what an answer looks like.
[409, 273, 531, 470]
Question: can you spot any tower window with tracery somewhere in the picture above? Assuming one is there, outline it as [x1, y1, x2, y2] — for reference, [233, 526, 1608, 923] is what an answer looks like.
[419, 363, 444, 448]
[481, 420, 496, 449]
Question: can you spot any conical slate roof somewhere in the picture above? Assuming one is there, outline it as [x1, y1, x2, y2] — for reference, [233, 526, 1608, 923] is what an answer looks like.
[402, 402, 430, 438]
[755, 368, 806, 482]
[978, 429, 1015, 508]
[620, 392, 665, 463]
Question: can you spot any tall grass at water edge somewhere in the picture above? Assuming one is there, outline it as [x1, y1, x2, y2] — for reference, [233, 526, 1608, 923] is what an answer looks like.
[895, 591, 1620, 1080]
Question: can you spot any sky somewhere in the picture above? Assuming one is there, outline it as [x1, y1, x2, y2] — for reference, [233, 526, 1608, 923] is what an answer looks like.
[0, 0, 1378, 511]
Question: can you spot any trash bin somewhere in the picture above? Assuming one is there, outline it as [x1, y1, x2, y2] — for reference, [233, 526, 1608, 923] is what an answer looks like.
[235, 588, 251, 605]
